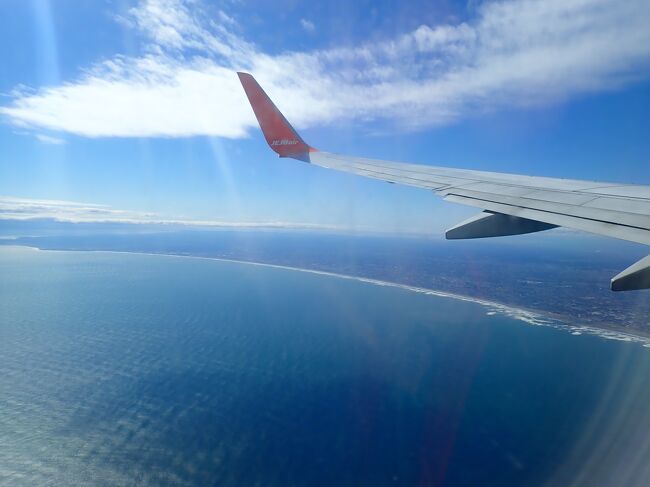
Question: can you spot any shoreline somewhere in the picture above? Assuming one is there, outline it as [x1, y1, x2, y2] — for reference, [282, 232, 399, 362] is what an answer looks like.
[5, 244, 650, 348]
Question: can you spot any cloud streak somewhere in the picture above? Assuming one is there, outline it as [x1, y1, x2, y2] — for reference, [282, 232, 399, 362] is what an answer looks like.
[2, 0, 650, 138]
[0, 196, 343, 230]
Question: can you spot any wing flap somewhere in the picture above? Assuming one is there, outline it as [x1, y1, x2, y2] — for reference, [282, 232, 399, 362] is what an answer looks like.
[583, 196, 650, 215]
[445, 194, 650, 245]
[440, 187, 650, 231]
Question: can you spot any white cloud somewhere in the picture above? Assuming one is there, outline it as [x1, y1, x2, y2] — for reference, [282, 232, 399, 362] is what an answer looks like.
[5, 57, 250, 138]
[2, 0, 650, 138]
[300, 19, 315, 33]
[0, 195, 342, 230]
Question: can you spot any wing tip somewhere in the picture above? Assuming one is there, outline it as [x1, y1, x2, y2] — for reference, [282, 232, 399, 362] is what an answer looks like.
[237, 71, 315, 158]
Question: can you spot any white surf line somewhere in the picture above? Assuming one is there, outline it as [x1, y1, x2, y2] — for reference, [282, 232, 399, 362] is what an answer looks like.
[5, 245, 650, 347]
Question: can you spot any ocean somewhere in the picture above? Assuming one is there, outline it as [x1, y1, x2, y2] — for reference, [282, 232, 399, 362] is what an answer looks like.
[1, 246, 650, 486]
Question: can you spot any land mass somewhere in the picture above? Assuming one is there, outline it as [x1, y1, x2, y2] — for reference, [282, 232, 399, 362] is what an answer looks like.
[2, 229, 649, 338]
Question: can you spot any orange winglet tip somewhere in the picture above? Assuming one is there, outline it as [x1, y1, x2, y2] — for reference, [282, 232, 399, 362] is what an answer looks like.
[237, 72, 316, 157]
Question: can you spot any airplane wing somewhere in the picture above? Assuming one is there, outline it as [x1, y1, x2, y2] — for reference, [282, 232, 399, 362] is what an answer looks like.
[237, 72, 650, 291]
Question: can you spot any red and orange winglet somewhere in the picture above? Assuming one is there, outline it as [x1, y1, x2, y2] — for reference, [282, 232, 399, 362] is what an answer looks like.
[237, 72, 316, 158]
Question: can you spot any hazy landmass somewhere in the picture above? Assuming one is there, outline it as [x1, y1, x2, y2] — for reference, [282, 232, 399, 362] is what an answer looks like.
[2, 221, 648, 336]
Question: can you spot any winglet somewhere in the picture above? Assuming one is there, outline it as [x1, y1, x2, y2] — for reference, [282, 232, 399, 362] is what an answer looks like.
[237, 72, 316, 158]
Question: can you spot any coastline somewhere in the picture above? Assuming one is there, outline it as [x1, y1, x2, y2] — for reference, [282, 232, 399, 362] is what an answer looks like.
[4, 244, 650, 348]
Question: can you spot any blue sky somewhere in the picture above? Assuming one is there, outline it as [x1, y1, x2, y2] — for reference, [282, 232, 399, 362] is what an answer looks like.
[1, 0, 650, 235]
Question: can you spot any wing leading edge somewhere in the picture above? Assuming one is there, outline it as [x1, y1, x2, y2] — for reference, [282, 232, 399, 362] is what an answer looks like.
[237, 72, 650, 291]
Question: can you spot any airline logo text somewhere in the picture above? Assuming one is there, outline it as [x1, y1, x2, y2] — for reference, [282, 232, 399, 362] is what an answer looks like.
[271, 139, 299, 146]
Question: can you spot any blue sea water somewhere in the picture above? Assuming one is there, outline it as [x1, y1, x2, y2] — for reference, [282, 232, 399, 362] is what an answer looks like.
[1, 246, 650, 486]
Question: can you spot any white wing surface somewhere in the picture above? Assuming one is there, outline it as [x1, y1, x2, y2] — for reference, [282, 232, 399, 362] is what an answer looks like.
[238, 72, 650, 291]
